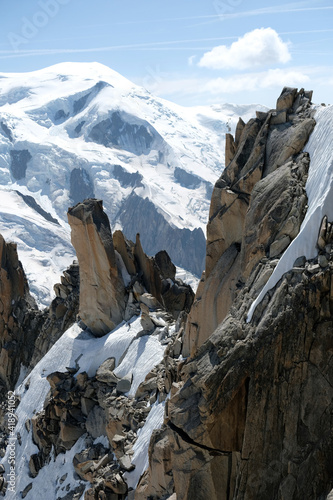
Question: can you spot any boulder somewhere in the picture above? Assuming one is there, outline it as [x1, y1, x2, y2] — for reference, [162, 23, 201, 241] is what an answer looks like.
[276, 86, 298, 111]
[85, 405, 107, 439]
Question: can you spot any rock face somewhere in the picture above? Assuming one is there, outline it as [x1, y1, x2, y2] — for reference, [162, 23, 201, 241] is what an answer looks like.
[0, 195, 194, 496]
[112, 229, 193, 319]
[0, 251, 80, 436]
[136, 87, 333, 499]
[67, 198, 194, 336]
[68, 199, 127, 336]
[70, 167, 95, 205]
[2, 260, 189, 498]
[183, 87, 315, 357]
[141, 251, 333, 500]
[0, 235, 38, 392]
[3, 85, 330, 500]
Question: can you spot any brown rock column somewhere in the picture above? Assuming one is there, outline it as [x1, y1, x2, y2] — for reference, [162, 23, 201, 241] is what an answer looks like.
[68, 199, 126, 336]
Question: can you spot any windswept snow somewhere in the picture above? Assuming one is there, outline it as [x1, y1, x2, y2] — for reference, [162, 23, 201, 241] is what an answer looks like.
[247, 104, 333, 321]
[0, 187, 74, 306]
[114, 336, 165, 397]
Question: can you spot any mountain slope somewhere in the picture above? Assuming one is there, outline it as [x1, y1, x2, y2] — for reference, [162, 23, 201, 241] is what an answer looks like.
[0, 62, 267, 303]
[2, 86, 333, 500]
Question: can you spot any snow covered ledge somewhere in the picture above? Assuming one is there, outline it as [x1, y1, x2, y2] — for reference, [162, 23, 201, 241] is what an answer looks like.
[247, 104, 333, 322]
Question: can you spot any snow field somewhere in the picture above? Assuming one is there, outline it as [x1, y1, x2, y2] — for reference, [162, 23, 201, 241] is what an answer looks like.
[2, 315, 169, 499]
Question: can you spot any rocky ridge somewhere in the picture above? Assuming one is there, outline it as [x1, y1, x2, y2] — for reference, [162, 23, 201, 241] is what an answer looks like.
[1, 86, 333, 500]
[0, 199, 193, 498]
[184, 87, 315, 357]
[135, 88, 333, 499]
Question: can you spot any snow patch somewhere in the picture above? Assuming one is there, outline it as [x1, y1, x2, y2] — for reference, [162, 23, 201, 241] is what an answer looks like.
[125, 400, 166, 490]
[1, 314, 170, 499]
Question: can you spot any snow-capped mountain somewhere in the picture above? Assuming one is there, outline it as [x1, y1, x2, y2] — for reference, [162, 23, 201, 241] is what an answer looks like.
[0, 62, 267, 305]
[2, 81, 333, 500]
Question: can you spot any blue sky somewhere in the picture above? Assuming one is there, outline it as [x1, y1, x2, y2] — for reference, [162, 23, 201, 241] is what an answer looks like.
[1, 0, 333, 107]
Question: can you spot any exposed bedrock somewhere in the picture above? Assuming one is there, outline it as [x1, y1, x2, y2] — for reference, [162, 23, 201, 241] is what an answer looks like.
[67, 199, 194, 336]
[183, 86, 315, 357]
[88, 110, 160, 155]
[137, 86, 332, 499]
[143, 256, 333, 500]
[68, 199, 126, 336]
[9, 149, 32, 180]
[69, 167, 95, 206]
[0, 235, 39, 393]
[0, 236, 79, 403]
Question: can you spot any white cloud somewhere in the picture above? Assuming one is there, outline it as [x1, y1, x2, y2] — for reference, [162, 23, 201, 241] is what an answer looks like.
[204, 69, 309, 94]
[142, 68, 309, 98]
[198, 28, 291, 70]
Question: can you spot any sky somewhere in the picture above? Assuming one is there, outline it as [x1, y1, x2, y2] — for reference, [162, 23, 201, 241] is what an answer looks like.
[0, 0, 333, 108]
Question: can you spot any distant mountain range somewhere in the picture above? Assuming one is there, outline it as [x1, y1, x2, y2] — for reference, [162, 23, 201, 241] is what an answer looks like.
[0, 62, 268, 305]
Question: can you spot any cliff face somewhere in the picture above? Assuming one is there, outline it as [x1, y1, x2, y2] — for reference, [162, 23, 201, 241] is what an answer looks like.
[0, 242, 80, 396]
[137, 89, 333, 499]
[183, 87, 315, 357]
[0, 198, 196, 499]
[2, 86, 333, 500]
[68, 199, 127, 336]
[0, 235, 38, 392]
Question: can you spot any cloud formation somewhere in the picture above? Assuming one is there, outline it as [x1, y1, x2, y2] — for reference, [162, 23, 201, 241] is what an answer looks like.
[204, 69, 309, 94]
[143, 68, 309, 99]
[198, 28, 291, 70]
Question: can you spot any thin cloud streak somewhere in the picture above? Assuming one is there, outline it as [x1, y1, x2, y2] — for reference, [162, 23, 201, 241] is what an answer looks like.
[1, 27, 333, 60]
[190, 4, 333, 27]
[0, 47, 217, 60]
[76, 2, 332, 28]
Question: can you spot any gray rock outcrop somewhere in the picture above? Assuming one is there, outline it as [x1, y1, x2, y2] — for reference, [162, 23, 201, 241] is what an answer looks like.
[136, 87, 333, 500]
[118, 192, 206, 277]
[0, 235, 39, 393]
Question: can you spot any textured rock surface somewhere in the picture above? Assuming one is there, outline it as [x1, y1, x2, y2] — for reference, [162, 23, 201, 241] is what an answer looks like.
[0, 235, 39, 393]
[118, 192, 206, 276]
[137, 87, 333, 500]
[183, 87, 314, 357]
[3, 86, 330, 500]
[13, 296, 188, 500]
[145, 258, 333, 499]
[68, 199, 126, 336]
